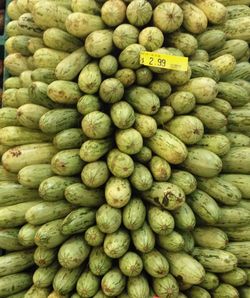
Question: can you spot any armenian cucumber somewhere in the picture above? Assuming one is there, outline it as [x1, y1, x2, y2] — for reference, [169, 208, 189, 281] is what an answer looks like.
[39, 176, 80, 201]
[1, 143, 58, 173]
[0, 201, 42, 228]
[39, 109, 81, 134]
[192, 247, 237, 273]
[53, 266, 82, 295]
[33, 261, 60, 288]
[25, 200, 75, 225]
[0, 228, 25, 251]
[34, 219, 69, 248]
[61, 207, 96, 235]
[0, 273, 32, 297]
[58, 235, 90, 269]
[0, 249, 35, 277]
[197, 176, 241, 206]
[18, 223, 41, 247]
[0, 182, 40, 207]
[18, 164, 54, 188]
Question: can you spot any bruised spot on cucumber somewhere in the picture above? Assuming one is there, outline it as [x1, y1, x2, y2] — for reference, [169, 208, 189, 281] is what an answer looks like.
[10, 149, 22, 157]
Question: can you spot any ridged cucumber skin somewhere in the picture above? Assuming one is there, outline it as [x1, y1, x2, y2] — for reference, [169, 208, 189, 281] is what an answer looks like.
[222, 61, 250, 81]
[219, 267, 247, 287]
[126, 86, 160, 115]
[34, 219, 69, 249]
[227, 5, 250, 19]
[23, 285, 50, 298]
[195, 134, 231, 157]
[55, 47, 90, 81]
[1, 143, 58, 173]
[0, 249, 35, 277]
[53, 128, 87, 150]
[15, 88, 32, 107]
[215, 207, 250, 228]
[217, 82, 249, 107]
[65, 12, 106, 39]
[43, 28, 82, 53]
[17, 164, 54, 188]
[141, 182, 186, 211]
[199, 272, 220, 290]
[172, 203, 196, 231]
[192, 227, 228, 250]
[0, 107, 19, 128]
[29, 81, 65, 109]
[53, 266, 82, 295]
[215, 17, 250, 42]
[187, 190, 220, 225]
[0, 201, 42, 228]
[5, 35, 31, 56]
[220, 174, 250, 199]
[58, 235, 90, 269]
[186, 286, 211, 298]
[189, 61, 220, 82]
[212, 283, 241, 298]
[3, 77, 22, 90]
[34, 246, 58, 268]
[51, 149, 85, 176]
[0, 273, 32, 297]
[80, 138, 113, 162]
[65, 183, 105, 207]
[33, 48, 69, 69]
[2, 89, 20, 108]
[168, 170, 197, 195]
[27, 37, 45, 55]
[33, 261, 60, 288]
[17, 13, 43, 38]
[61, 208, 96, 236]
[0, 182, 39, 207]
[25, 201, 75, 225]
[192, 247, 237, 273]
[209, 39, 248, 61]
[224, 226, 250, 241]
[31, 68, 57, 84]
[0, 228, 25, 251]
[226, 241, 250, 267]
[209, 98, 232, 116]
[39, 109, 81, 134]
[227, 108, 250, 134]
[225, 132, 250, 147]
[197, 30, 226, 52]
[47, 80, 82, 105]
[32, 1, 71, 31]
[222, 147, 250, 174]
[18, 223, 41, 247]
[163, 251, 205, 285]
[182, 148, 222, 178]
[17, 104, 49, 129]
[197, 177, 241, 206]
[145, 129, 188, 165]
[39, 176, 80, 201]
[192, 105, 227, 130]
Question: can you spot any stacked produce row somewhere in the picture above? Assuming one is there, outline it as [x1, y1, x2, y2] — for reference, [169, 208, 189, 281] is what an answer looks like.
[0, 0, 250, 297]
[0, 0, 6, 99]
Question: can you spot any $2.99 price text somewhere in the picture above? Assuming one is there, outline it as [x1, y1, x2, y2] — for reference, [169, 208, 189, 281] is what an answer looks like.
[140, 51, 188, 72]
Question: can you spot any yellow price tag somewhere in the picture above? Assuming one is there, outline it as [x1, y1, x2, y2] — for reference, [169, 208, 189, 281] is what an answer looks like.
[140, 51, 189, 72]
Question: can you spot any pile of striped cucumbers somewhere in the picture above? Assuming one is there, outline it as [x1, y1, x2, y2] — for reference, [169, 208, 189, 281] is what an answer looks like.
[0, 0, 250, 297]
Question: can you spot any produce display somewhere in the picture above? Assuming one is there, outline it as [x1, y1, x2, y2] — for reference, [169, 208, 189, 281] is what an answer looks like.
[0, 0, 250, 297]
